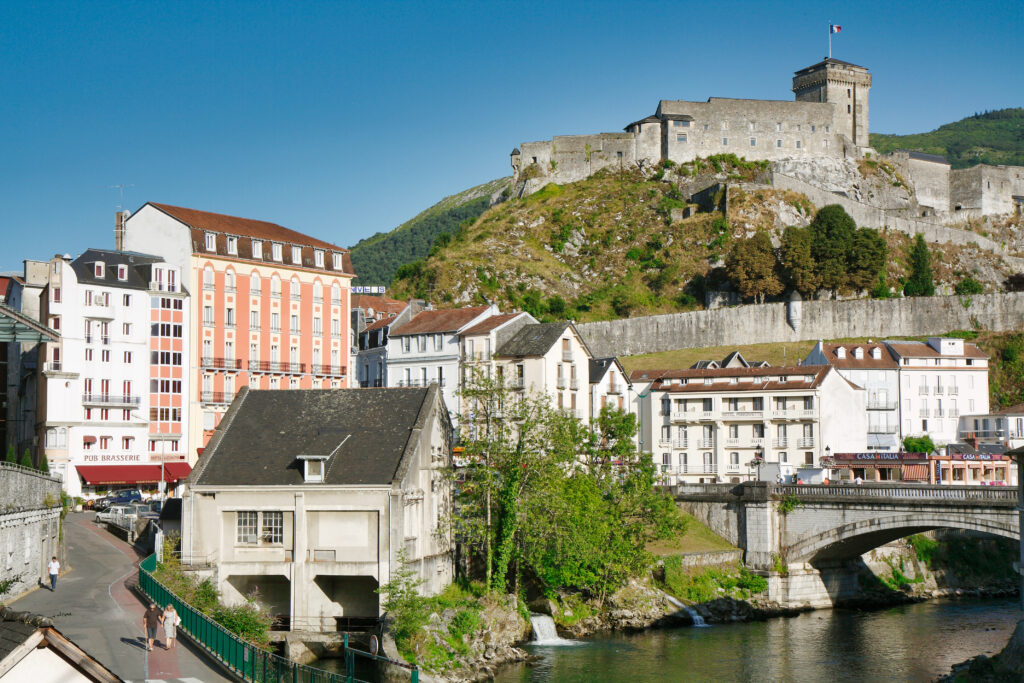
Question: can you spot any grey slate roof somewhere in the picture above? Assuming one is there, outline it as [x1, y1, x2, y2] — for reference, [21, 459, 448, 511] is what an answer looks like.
[0, 619, 35, 663]
[192, 387, 441, 487]
[72, 249, 167, 292]
[496, 322, 571, 358]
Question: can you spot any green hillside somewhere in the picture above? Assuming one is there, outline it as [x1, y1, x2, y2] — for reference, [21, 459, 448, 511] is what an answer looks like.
[349, 177, 510, 286]
[870, 108, 1024, 169]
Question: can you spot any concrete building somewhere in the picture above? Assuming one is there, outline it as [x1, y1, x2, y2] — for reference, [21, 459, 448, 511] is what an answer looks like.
[355, 300, 424, 389]
[887, 338, 989, 446]
[182, 387, 453, 631]
[350, 294, 411, 364]
[958, 403, 1024, 451]
[385, 305, 497, 426]
[803, 341, 901, 451]
[588, 357, 631, 419]
[1, 261, 50, 457]
[36, 250, 191, 497]
[493, 322, 594, 422]
[631, 364, 867, 484]
[122, 203, 355, 458]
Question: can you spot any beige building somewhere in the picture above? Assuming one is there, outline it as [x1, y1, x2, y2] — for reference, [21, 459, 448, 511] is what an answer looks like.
[492, 322, 594, 421]
[631, 364, 867, 484]
[588, 357, 632, 419]
[182, 386, 453, 631]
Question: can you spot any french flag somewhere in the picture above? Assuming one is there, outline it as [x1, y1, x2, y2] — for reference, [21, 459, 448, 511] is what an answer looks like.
[830, 24, 842, 34]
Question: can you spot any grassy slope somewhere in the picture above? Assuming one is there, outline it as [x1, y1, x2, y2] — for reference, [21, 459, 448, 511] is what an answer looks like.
[348, 177, 509, 286]
[647, 512, 737, 556]
[870, 107, 1024, 169]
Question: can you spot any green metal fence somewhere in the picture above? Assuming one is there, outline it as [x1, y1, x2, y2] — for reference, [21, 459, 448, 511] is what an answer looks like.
[137, 554, 418, 683]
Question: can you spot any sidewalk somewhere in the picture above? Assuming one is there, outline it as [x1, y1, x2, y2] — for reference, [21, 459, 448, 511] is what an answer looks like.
[10, 512, 232, 683]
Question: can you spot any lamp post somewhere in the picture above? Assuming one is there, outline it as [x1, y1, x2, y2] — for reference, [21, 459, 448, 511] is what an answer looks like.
[750, 444, 764, 482]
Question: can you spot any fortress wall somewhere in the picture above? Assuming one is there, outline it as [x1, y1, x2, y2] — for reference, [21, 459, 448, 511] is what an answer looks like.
[771, 172, 1009, 253]
[886, 152, 951, 214]
[577, 292, 1024, 358]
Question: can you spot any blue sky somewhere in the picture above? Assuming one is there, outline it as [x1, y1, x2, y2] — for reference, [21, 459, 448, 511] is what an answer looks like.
[1, 0, 1021, 273]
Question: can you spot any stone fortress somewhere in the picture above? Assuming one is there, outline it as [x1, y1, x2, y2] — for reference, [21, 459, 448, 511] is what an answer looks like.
[510, 58, 1024, 221]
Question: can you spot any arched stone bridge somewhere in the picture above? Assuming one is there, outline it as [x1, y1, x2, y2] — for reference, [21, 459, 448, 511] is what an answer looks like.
[673, 482, 1019, 608]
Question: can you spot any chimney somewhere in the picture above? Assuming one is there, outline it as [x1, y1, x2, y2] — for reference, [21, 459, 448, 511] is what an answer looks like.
[115, 210, 130, 251]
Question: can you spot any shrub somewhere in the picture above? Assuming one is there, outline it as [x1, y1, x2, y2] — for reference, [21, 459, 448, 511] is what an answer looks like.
[902, 435, 936, 453]
[777, 493, 802, 515]
[955, 275, 985, 295]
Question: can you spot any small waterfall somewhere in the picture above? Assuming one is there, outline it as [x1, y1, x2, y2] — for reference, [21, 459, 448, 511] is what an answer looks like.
[530, 614, 570, 644]
[684, 606, 709, 627]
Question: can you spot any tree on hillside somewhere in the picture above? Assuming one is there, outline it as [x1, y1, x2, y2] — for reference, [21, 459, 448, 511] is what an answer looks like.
[846, 228, 888, 291]
[779, 226, 820, 297]
[810, 205, 856, 294]
[725, 232, 783, 304]
[904, 234, 935, 297]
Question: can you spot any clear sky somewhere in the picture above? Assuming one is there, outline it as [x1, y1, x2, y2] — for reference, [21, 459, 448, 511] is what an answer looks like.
[1, 0, 1021, 273]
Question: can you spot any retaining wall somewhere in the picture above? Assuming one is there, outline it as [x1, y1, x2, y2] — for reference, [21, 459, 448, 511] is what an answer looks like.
[578, 292, 1024, 358]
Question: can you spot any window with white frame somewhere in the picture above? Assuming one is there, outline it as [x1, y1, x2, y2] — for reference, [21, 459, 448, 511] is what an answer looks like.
[252, 240, 263, 259]
[272, 243, 283, 261]
[117, 264, 127, 280]
[315, 250, 324, 267]
[205, 233, 216, 251]
[227, 236, 238, 255]
[332, 253, 343, 269]
[261, 511, 283, 543]
[236, 511, 259, 543]
[95, 262, 105, 278]
[291, 246, 302, 264]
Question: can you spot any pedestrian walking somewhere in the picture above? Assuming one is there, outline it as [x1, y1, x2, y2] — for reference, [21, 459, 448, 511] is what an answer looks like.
[143, 602, 164, 651]
[163, 604, 180, 650]
[47, 556, 60, 591]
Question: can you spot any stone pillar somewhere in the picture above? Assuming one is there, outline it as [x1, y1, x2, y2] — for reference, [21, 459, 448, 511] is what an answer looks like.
[292, 492, 306, 630]
[739, 483, 778, 570]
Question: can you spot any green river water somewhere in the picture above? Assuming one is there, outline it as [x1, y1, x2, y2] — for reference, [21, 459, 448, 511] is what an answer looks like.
[493, 599, 1019, 682]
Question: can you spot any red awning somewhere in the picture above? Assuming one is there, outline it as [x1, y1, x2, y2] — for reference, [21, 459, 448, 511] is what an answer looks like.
[901, 464, 930, 481]
[75, 463, 192, 486]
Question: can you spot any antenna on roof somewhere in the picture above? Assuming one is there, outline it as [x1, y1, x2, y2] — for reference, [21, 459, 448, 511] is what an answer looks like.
[109, 183, 134, 212]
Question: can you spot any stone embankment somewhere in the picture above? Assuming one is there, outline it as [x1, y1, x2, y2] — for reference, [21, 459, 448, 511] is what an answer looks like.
[938, 619, 1024, 682]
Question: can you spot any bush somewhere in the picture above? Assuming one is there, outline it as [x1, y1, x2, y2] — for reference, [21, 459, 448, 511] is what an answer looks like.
[955, 275, 985, 295]
[902, 435, 936, 453]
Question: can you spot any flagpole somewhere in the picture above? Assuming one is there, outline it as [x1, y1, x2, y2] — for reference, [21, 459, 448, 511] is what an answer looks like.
[828, 23, 832, 59]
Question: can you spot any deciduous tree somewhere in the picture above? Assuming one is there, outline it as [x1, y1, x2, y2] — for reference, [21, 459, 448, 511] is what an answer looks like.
[904, 234, 935, 297]
[810, 204, 856, 293]
[779, 226, 820, 297]
[725, 231, 783, 303]
[847, 228, 888, 291]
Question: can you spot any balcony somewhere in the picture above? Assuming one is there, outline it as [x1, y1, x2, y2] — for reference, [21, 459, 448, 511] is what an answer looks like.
[248, 360, 307, 374]
[100, 336, 110, 345]
[607, 384, 623, 395]
[397, 379, 423, 387]
[797, 437, 815, 448]
[725, 437, 741, 446]
[570, 378, 580, 390]
[658, 438, 672, 447]
[933, 409, 945, 418]
[201, 391, 233, 405]
[83, 302, 114, 319]
[313, 365, 347, 377]
[562, 350, 572, 362]
[773, 438, 789, 448]
[82, 394, 141, 407]
[671, 410, 698, 421]
[918, 386, 930, 395]
[722, 410, 764, 418]
[867, 400, 897, 410]
[918, 409, 930, 418]
[313, 296, 324, 305]
[224, 284, 237, 294]
[933, 387, 945, 395]
[948, 386, 959, 395]
[696, 439, 715, 449]
[675, 439, 689, 449]
[201, 357, 243, 370]
[867, 424, 898, 434]
[556, 377, 566, 390]
[701, 410, 716, 420]
[949, 409, 959, 418]
[511, 377, 526, 390]
[270, 325, 282, 333]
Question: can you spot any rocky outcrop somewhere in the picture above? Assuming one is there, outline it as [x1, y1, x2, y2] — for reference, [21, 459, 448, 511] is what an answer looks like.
[938, 618, 1024, 682]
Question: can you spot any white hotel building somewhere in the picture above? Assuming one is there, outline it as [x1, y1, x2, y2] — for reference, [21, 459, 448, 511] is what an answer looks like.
[37, 249, 191, 497]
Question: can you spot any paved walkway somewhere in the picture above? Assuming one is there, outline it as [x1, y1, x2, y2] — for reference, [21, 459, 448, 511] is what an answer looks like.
[10, 512, 232, 683]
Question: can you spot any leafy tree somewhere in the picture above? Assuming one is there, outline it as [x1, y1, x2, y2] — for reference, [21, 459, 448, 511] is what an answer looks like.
[19, 449, 32, 469]
[903, 234, 935, 297]
[847, 228, 887, 291]
[546, 295, 566, 317]
[902, 435, 936, 454]
[955, 275, 985, 295]
[870, 272, 892, 299]
[809, 205, 856, 293]
[725, 232, 783, 303]
[779, 226, 820, 297]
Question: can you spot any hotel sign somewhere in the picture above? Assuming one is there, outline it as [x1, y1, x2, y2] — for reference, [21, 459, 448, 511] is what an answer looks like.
[82, 454, 146, 463]
[833, 452, 926, 462]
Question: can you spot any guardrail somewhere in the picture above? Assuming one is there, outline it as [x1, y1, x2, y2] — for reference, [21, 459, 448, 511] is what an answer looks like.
[137, 554, 417, 683]
[671, 482, 1019, 504]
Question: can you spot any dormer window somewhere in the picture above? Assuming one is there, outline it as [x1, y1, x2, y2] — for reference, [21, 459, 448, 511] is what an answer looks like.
[871, 348, 881, 359]
[227, 236, 238, 255]
[298, 454, 329, 483]
[117, 264, 127, 281]
[291, 246, 302, 264]
[835, 347, 846, 359]
[252, 240, 263, 259]
[332, 253, 343, 270]
[315, 250, 324, 267]
[205, 233, 216, 251]
[272, 243, 283, 261]
[94, 262, 105, 278]
[853, 347, 864, 359]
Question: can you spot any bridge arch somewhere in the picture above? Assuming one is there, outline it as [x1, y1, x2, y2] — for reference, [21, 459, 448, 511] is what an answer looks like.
[784, 512, 1019, 564]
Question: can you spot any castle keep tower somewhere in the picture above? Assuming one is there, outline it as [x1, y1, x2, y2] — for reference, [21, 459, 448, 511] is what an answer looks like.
[793, 59, 871, 148]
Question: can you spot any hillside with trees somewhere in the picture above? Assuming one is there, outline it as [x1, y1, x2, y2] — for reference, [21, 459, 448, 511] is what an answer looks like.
[389, 160, 1008, 322]
[870, 108, 1024, 169]
[348, 177, 510, 286]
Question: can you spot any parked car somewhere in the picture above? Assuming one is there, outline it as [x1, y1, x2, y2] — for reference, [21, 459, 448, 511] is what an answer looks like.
[96, 505, 137, 525]
[110, 489, 143, 505]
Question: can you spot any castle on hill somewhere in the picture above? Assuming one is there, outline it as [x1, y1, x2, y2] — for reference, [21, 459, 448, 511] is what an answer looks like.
[510, 58, 1024, 220]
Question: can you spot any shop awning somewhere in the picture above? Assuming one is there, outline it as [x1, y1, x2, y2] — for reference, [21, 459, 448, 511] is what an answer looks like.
[901, 464, 930, 481]
[75, 463, 192, 486]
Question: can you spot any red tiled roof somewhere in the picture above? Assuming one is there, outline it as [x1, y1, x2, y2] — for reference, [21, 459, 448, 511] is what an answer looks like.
[993, 403, 1024, 415]
[885, 340, 987, 359]
[819, 343, 898, 369]
[363, 316, 395, 332]
[146, 202, 355, 275]
[352, 295, 406, 315]
[392, 306, 491, 336]
[0, 277, 11, 300]
[630, 365, 832, 393]
[461, 313, 523, 336]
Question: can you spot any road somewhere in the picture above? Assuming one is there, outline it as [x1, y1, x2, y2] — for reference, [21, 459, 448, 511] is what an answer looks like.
[11, 511, 232, 683]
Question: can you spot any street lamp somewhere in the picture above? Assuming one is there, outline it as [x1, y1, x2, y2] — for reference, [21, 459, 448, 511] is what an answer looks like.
[750, 444, 764, 482]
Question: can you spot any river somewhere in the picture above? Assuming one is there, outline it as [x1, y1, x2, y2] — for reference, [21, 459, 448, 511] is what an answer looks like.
[493, 599, 1020, 682]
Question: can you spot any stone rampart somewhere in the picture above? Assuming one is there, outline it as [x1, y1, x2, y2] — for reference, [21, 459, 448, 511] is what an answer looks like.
[0, 464, 62, 601]
[0, 463, 61, 510]
[578, 292, 1024, 358]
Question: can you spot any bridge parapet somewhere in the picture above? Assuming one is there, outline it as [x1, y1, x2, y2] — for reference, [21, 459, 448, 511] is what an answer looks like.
[672, 482, 1018, 507]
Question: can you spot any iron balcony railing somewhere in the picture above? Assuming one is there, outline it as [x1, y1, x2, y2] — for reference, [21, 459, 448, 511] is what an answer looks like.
[556, 377, 566, 389]
[866, 400, 898, 410]
[202, 357, 243, 370]
[201, 391, 233, 404]
[511, 377, 526, 390]
[137, 554, 415, 683]
[248, 360, 307, 374]
[313, 365, 347, 377]
[82, 394, 141, 407]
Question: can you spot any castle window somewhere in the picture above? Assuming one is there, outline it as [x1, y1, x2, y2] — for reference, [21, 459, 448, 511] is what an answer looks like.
[811, 125, 816, 132]
[776, 122, 781, 132]
[796, 141, 802, 149]
[825, 125, 830, 132]
[847, 88, 851, 98]
[847, 104, 851, 113]
[748, 122, 754, 131]
[722, 137, 728, 146]
[677, 134, 687, 143]
[721, 121, 728, 130]
[776, 140, 782, 148]
[703, 124, 709, 131]
[617, 151, 623, 159]
[750, 138, 756, 147]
